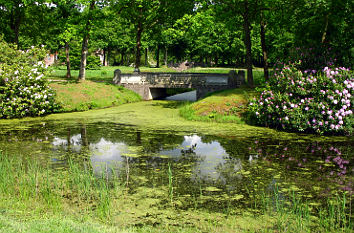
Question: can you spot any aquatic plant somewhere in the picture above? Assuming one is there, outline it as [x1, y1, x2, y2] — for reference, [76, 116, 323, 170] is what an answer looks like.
[248, 63, 354, 135]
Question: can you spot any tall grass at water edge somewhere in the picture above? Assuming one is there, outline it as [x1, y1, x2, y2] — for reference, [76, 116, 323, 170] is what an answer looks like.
[0, 151, 352, 232]
[256, 184, 353, 232]
[0, 152, 114, 220]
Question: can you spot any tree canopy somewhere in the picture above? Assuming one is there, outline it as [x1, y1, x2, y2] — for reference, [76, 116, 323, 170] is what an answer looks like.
[0, 0, 352, 80]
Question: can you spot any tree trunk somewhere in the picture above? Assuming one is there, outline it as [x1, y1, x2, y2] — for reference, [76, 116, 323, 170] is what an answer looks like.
[164, 46, 168, 66]
[242, 0, 254, 87]
[78, 0, 95, 80]
[135, 20, 143, 72]
[321, 14, 329, 43]
[107, 47, 110, 66]
[145, 47, 148, 67]
[156, 45, 160, 68]
[260, 17, 269, 81]
[10, 5, 22, 48]
[103, 48, 107, 66]
[65, 41, 71, 79]
[78, 35, 89, 80]
[120, 50, 125, 65]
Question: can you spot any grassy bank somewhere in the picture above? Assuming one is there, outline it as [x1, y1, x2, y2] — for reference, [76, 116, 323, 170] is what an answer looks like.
[50, 80, 141, 112]
[0, 152, 351, 233]
[180, 87, 257, 123]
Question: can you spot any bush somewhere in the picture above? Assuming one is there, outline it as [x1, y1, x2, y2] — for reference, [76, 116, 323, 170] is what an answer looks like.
[0, 39, 59, 118]
[248, 63, 353, 135]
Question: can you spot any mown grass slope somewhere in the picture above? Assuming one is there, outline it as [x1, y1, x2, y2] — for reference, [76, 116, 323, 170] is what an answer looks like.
[50, 80, 141, 112]
[180, 87, 257, 123]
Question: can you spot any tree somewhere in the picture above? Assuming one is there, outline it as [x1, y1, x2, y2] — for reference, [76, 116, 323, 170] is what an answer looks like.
[49, 0, 80, 78]
[209, 0, 258, 86]
[0, 0, 51, 48]
[78, 0, 96, 80]
[114, 0, 195, 72]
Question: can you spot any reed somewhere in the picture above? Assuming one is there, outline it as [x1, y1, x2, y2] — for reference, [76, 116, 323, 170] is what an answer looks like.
[256, 184, 353, 232]
[0, 151, 351, 232]
[167, 162, 174, 204]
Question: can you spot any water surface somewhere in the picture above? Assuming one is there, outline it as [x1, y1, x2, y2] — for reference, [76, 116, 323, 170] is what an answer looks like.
[1, 114, 352, 212]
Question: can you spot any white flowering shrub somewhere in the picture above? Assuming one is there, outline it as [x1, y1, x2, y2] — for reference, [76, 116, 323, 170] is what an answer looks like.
[0, 39, 58, 118]
[248, 63, 354, 135]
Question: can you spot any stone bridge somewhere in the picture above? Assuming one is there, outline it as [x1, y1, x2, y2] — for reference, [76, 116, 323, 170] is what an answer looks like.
[113, 69, 245, 100]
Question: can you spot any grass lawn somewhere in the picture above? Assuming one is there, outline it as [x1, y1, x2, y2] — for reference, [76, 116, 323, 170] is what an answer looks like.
[180, 87, 257, 123]
[50, 80, 141, 112]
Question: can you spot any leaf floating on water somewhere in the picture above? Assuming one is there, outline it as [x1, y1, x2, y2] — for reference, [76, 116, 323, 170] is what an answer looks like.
[122, 153, 140, 158]
[204, 186, 222, 192]
[308, 202, 321, 207]
[241, 170, 251, 175]
[288, 185, 301, 192]
[232, 194, 244, 201]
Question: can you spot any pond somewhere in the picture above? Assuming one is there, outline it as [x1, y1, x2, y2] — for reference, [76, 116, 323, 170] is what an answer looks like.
[0, 101, 352, 216]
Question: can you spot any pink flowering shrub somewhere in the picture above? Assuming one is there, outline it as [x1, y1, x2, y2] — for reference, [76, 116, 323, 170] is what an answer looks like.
[248, 64, 353, 135]
[0, 39, 58, 118]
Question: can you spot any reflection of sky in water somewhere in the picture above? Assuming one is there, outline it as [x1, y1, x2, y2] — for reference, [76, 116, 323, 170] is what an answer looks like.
[52, 134, 241, 181]
[160, 135, 242, 180]
[89, 138, 128, 176]
[52, 135, 127, 176]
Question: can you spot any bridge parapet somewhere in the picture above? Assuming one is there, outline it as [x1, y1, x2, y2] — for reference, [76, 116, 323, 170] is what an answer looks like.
[113, 70, 245, 100]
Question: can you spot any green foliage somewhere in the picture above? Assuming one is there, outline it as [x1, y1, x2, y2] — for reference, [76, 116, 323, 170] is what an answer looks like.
[57, 43, 102, 70]
[86, 55, 102, 70]
[0, 39, 58, 118]
[248, 64, 354, 135]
